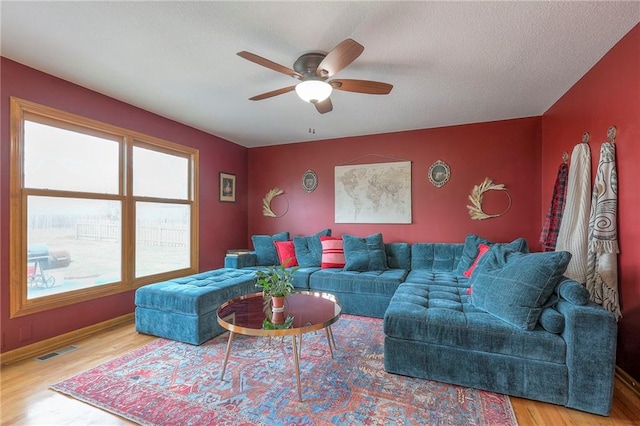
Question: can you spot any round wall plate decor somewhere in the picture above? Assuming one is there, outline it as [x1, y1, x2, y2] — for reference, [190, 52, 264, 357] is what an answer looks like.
[302, 169, 318, 193]
[428, 160, 450, 188]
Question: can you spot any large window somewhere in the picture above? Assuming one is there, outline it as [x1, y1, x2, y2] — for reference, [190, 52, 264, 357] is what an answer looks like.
[9, 97, 199, 317]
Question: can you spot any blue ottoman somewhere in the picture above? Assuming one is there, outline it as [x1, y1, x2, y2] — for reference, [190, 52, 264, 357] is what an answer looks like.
[135, 268, 257, 345]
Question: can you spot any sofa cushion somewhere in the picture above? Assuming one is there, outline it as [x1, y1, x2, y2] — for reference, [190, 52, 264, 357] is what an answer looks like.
[455, 234, 529, 276]
[404, 270, 468, 288]
[251, 231, 289, 266]
[274, 240, 298, 267]
[134, 268, 257, 315]
[410, 243, 464, 271]
[384, 281, 566, 363]
[293, 228, 331, 267]
[343, 233, 388, 272]
[320, 236, 345, 268]
[385, 243, 411, 269]
[291, 266, 320, 290]
[309, 268, 408, 297]
[469, 247, 572, 330]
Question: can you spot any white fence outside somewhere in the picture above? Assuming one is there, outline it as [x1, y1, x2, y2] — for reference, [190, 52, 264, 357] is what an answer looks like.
[76, 220, 189, 247]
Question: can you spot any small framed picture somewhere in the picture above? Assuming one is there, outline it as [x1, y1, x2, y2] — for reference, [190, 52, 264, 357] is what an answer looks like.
[302, 169, 318, 193]
[428, 160, 451, 188]
[219, 172, 236, 202]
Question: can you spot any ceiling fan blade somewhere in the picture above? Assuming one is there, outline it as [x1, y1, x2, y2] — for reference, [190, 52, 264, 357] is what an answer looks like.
[249, 86, 296, 101]
[237, 51, 302, 80]
[314, 98, 333, 114]
[316, 39, 364, 77]
[330, 79, 393, 95]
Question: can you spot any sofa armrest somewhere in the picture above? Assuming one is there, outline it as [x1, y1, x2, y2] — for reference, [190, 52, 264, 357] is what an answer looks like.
[224, 252, 257, 269]
[556, 299, 617, 415]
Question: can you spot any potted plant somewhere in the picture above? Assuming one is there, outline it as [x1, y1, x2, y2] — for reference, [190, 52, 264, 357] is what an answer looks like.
[255, 262, 297, 311]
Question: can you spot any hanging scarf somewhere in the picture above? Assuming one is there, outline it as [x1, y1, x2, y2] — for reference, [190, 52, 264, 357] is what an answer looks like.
[555, 143, 591, 284]
[540, 162, 569, 251]
[586, 142, 621, 319]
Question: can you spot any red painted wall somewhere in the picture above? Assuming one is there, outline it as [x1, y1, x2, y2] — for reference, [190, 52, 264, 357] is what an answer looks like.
[0, 58, 248, 352]
[248, 117, 542, 247]
[541, 24, 640, 380]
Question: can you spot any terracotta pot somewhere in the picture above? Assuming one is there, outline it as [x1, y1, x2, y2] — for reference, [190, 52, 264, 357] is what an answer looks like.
[272, 310, 285, 324]
[271, 296, 285, 310]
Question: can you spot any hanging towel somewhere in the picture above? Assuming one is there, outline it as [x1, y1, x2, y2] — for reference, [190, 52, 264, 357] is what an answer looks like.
[586, 142, 621, 319]
[540, 162, 569, 251]
[555, 143, 591, 283]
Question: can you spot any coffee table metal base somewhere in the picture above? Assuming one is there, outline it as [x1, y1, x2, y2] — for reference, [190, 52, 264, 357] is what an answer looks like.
[219, 326, 336, 402]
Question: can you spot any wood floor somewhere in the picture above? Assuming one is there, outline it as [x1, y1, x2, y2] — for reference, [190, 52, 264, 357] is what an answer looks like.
[1, 321, 639, 425]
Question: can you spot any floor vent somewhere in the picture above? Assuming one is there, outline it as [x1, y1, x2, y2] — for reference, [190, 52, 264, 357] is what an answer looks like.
[36, 345, 79, 361]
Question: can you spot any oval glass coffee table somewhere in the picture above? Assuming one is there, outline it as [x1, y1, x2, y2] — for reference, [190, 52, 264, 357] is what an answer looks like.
[217, 291, 341, 401]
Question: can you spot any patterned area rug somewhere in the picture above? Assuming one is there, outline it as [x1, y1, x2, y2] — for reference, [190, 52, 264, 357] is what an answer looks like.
[52, 315, 517, 425]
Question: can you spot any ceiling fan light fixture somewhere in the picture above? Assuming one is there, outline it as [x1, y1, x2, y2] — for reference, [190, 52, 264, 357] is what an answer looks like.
[295, 80, 332, 103]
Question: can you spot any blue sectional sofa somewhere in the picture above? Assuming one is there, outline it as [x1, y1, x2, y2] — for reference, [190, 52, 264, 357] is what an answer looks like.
[135, 232, 617, 416]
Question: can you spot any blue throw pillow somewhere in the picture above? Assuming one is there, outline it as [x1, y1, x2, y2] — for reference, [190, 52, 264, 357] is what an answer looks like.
[293, 229, 331, 267]
[455, 234, 529, 276]
[251, 231, 289, 266]
[469, 247, 571, 330]
[343, 233, 388, 272]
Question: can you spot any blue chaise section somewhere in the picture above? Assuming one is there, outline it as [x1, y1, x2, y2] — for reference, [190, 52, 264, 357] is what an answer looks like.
[135, 268, 257, 345]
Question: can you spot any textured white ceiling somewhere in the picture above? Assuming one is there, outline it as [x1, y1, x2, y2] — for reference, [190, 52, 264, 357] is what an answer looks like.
[2, 2, 638, 148]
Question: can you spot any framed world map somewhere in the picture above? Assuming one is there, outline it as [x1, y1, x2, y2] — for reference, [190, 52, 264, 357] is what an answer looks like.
[334, 161, 412, 223]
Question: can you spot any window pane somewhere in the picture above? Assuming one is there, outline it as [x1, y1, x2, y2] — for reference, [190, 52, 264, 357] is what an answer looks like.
[133, 146, 189, 199]
[24, 121, 119, 194]
[27, 196, 122, 299]
[135, 202, 190, 278]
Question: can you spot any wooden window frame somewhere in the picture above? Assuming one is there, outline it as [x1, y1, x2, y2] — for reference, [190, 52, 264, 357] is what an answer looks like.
[9, 97, 199, 318]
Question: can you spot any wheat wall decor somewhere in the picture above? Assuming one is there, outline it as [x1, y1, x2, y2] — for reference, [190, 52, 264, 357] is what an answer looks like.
[466, 177, 512, 220]
[262, 187, 289, 217]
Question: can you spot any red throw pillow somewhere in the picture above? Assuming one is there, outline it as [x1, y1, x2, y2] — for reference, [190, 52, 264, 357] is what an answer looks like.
[273, 240, 298, 267]
[463, 243, 490, 278]
[320, 236, 345, 268]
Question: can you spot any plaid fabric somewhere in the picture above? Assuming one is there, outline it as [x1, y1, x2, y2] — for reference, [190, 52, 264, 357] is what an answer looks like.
[540, 163, 569, 251]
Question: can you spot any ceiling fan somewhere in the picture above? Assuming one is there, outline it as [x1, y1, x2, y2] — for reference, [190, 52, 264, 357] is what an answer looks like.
[237, 39, 393, 114]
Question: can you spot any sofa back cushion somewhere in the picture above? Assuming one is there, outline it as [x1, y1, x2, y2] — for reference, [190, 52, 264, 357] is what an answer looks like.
[251, 231, 289, 266]
[343, 233, 388, 272]
[385, 243, 411, 269]
[411, 243, 464, 271]
[293, 228, 331, 267]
